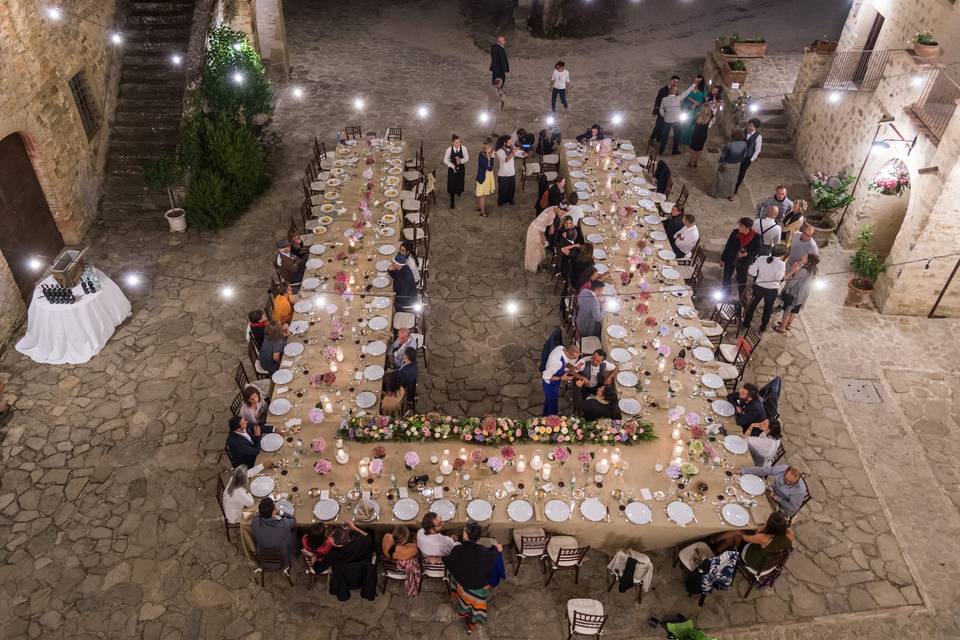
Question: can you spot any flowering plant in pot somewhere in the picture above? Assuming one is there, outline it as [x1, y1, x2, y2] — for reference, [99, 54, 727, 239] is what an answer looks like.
[868, 160, 910, 196]
[846, 226, 887, 306]
[912, 31, 939, 58]
[807, 172, 855, 247]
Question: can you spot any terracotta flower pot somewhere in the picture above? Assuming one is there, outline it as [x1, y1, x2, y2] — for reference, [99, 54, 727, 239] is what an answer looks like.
[733, 41, 767, 58]
[913, 42, 940, 58]
[811, 40, 838, 55]
[720, 62, 748, 88]
[806, 213, 835, 247]
[845, 278, 873, 307]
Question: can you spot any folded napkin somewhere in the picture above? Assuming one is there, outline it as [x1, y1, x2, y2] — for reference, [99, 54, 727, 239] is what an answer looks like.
[503, 481, 515, 493]
[541, 483, 555, 493]
[398, 487, 408, 499]
[276, 387, 290, 395]
[640, 488, 653, 500]
[281, 360, 294, 367]
[320, 490, 329, 500]
[362, 490, 371, 500]
[285, 418, 302, 428]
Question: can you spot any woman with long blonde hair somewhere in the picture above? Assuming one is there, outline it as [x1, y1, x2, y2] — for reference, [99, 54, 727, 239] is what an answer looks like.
[475, 140, 496, 217]
[687, 104, 714, 167]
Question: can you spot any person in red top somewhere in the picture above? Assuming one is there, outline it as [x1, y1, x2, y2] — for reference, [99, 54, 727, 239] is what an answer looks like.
[720, 217, 761, 300]
[301, 526, 333, 569]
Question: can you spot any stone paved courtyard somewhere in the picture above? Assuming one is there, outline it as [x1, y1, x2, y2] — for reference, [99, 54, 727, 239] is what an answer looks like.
[2, 1, 960, 638]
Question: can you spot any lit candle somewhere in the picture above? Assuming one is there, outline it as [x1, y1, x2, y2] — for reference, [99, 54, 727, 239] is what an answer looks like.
[531, 454, 543, 471]
[336, 449, 350, 464]
[596, 458, 610, 474]
[459, 447, 467, 461]
[324, 402, 333, 412]
[673, 444, 684, 457]
[430, 453, 439, 464]
[336, 349, 344, 362]
[349, 275, 355, 285]
[330, 361, 339, 373]
[359, 463, 369, 478]
[673, 457, 682, 465]
[611, 448, 621, 465]
[671, 427, 681, 440]
[542, 462, 552, 480]
[653, 338, 661, 349]
[516, 455, 526, 473]
[658, 357, 666, 372]
[440, 458, 453, 475]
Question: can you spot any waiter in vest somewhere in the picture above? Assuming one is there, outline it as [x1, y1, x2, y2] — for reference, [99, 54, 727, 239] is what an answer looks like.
[443, 135, 469, 209]
[572, 349, 618, 400]
[736, 118, 763, 194]
[541, 343, 580, 416]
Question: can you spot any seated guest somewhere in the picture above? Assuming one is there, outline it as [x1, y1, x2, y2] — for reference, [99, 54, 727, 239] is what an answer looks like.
[572, 349, 617, 399]
[738, 464, 808, 518]
[726, 383, 766, 436]
[391, 328, 417, 369]
[558, 214, 583, 246]
[246, 310, 268, 349]
[443, 522, 500, 635]
[395, 348, 418, 401]
[302, 525, 333, 568]
[562, 192, 584, 226]
[239, 385, 268, 427]
[251, 497, 297, 565]
[379, 372, 407, 417]
[711, 512, 793, 571]
[662, 205, 685, 240]
[399, 240, 421, 284]
[575, 267, 601, 292]
[272, 281, 294, 326]
[576, 123, 605, 143]
[417, 512, 459, 561]
[512, 127, 535, 152]
[289, 230, 310, 261]
[569, 242, 595, 288]
[382, 525, 422, 596]
[747, 420, 782, 467]
[258, 321, 287, 375]
[316, 521, 372, 573]
[226, 416, 268, 468]
[672, 214, 700, 258]
[576, 280, 606, 338]
[535, 128, 555, 156]
[388, 254, 419, 310]
[221, 464, 258, 524]
[577, 383, 621, 420]
[275, 238, 305, 289]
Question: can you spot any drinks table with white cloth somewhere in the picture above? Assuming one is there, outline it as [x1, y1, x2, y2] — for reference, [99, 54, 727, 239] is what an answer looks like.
[15, 269, 131, 365]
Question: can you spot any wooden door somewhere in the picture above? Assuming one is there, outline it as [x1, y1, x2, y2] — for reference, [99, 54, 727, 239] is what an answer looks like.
[0, 133, 65, 299]
[854, 12, 885, 84]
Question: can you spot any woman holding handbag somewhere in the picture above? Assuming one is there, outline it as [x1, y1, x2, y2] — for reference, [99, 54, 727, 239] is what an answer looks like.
[474, 140, 496, 217]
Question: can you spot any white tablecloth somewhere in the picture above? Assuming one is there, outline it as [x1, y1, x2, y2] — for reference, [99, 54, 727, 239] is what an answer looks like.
[15, 270, 131, 365]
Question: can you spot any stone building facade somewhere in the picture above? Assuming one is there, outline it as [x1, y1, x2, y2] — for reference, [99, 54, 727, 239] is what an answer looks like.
[0, 1, 120, 346]
[788, 0, 960, 316]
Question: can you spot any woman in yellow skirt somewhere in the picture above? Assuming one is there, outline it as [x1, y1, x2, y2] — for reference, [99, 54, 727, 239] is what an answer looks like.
[475, 140, 496, 217]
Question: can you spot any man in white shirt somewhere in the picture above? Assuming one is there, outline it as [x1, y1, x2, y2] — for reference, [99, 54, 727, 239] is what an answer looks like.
[658, 80, 697, 154]
[551, 61, 570, 112]
[673, 214, 700, 258]
[752, 205, 782, 251]
[572, 349, 617, 400]
[736, 118, 763, 193]
[495, 137, 517, 206]
[542, 342, 580, 416]
[743, 246, 787, 332]
[417, 512, 459, 560]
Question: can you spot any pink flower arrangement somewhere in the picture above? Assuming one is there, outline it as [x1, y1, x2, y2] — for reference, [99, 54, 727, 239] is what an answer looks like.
[657, 344, 671, 357]
[335, 271, 350, 284]
[553, 446, 570, 463]
[404, 451, 420, 469]
[311, 437, 327, 452]
[644, 316, 658, 327]
[308, 408, 325, 424]
[576, 450, 593, 464]
[685, 413, 702, 427]
[487, 456, 505, 473]
[636, 262, 651, 274]
[638, 291, 652, 301]
[365, 155, 376, 165]
[620, 272, 631, 286]
[673, 357, 686, 370]
[689, 425, 705, 440]
[322, 372, 337, 385]
[369, 458, 384, 476]
[372, 445, 387, 458]
[500, 445, 516, 461]
[452, 458, 465, 471]
[635, 302, 649, 315]
[322, 346, 338, 360]
[471, 449, 486, 464]
[353, 219, 365, 231]
[314, 459, 333, 475]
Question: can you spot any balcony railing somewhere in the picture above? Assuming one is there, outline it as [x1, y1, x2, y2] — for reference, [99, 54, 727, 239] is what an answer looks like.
[822, 49, 894, 91]
[910, 70, 960, 143]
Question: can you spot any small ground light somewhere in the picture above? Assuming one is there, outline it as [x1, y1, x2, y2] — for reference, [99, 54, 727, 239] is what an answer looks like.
[749, 103, 759, 113]
[479, 111, 490, 124]
[678, 112, 689, 122]
[125, 273, 141, 287]
[604, 298, 621, 312]
[828, 91, 842, 103]
[417, 105, 429, 119]
[170, 54, 182, 66]
[814, 278, 827, 290]
[611, 113, 623, 126]
[504, 300, 519, 315]
[353, 97, 365, 111]
[712, 290, 724, 301]
[45, 7, 63, 20]
[546, 115, 555, 126]
[220, 285, 235, 300]
[413, 302, 424, 312]
[292, 86, 304, 99]
[28, 257, 42, 271]
[232, 71, 244, 85]
[911, 75, 924, 87]
[110, 32, 123, 45]
[232, 42, 243, 51]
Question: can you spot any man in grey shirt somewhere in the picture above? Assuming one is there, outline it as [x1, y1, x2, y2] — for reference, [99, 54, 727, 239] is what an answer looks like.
[756, 185, 793, 223]
[576, 280, 605, 338]
[739, 464, 808, 517]
[251, 497, 297, 564]
[786, 224, 819, 269]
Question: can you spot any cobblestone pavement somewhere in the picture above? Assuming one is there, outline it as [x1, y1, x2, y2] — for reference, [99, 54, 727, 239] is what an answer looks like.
[2, 0, 959, 638]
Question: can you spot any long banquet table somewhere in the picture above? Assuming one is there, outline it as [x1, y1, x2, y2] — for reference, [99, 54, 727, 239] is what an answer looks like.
[248, 136, 770, 554]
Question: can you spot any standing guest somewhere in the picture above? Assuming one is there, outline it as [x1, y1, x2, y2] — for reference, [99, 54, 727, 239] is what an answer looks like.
[391, 328, 417, 369]
[395, 348, 419, 401]
[658, 80, 697, 154]
[288, 230, 310, 261]
[444, 522, 500, 635]
[246, 310, 268, 349]
[720, 217, 761, 299]
[687, 104, 713, 168]
[251, 497, 297, 565]
[397, 240, 421, 285]
[487, 78, 505, 133]
[705, 84, 724, 109]
[576, 383, 620, 420]
[726, 383, 767, 436]
[489, 35, 509, 87]
[417, 512, 459, 560]
[781, 200, 808, 250]
[258, 321, 287, 375]
[226, 416, 264, 469]
[756, 185, 793, 223]
[494, 135, 517, 207]
[576, 280, 606, 339]
[239, 385, 268, 428]
[525, 206, 561, 272]
[672, 214, 700, 258]
[550, 60, 570, 112]
[475, 141, 496, 217]
[753, 205, 783, 252]
[443, 135, 469, 209]
[737, 465, 808, 518]
[570, 242, 596, 289]
[573, 348, 617, 399]
[786, 223, 819, 269]
[382, 525, 422, 596]
[563, 192, 584, 225]
[662, 205, 686, 239]
[379, 372, 407, 417]
[678, 75, 706, 147]
[775, 254, 819, 333]
[710, 130, 747, 200]
[271, 281, 294, 326]
[221, 465, 256, 524]
[388, 254, 418, 310]
[547, 177, 566, 209]
[275, 238, 305, 289]
[743, 246, 787, 333]
[736, 118, 763, 194]
[541, 342, 580, 416]
[711, 512, 794, 571]
[651, 75, 680, 143]
[575, 124, 605, 143]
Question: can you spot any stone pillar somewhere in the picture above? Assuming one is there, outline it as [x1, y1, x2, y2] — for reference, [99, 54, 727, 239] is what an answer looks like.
[254, 0, 289, 78]
[784, 49, 832, 137]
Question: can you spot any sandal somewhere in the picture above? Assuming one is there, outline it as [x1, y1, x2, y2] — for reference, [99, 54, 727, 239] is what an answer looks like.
[773, 323, 786, 333]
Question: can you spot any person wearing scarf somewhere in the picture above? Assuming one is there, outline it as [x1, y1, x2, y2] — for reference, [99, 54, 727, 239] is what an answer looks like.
[720, 217, 761, 300]
[443, 522, 499, 634]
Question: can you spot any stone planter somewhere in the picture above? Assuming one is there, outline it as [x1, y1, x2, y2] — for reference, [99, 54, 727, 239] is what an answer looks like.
[811, 40, 838, 54]
[845, 278, 873, 307]
[733, 41, 767, 58]
[164, 207, 187, 232]
[720, 61, 748, 88]
[806, 213, 836, 247]
[912, 42, 940, 58]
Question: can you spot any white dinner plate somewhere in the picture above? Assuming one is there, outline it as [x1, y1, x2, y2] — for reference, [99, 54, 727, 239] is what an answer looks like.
[568, 160, 583, 167]
[711, 399, 735, 417]
[638, 199, 656, 210]
[301, 277, 320, 291]
[318, 215, 334, 226]
[314, 498, 340, 521]
[319, 204, 335, 214]
[609, 347, 632, 363]
[268, 398, 291, 415]
[305, 219, 322, 232]
[283, 342, 304, 357]
[466, 499, 493, 521]
[683, 327, 705, 341]
[739, 474, 766, 496]
[368, 316, 389, 331]
[570, 170, 585, 178]
[289, 320, 309, 335]
[355, 391, 377, 409]
[646, 215, 663, 225]
[594, 249, 607, 260]
[379, 227, 397, 238]
[658, 249, 676, 260]
[393, 497, 419, 521]
[364, 365, 385, 381]
[580, 497, 607, 522]
[353, 499, 380, 522]
[309, 243, 328, 255]
[250, 476, 275, 498]
[431, 499, 457, 521]
[563, 142, 577, 149]
[595, 264, 609, 274]
[306, 258, 324, 270]
[365, 340, 387, 356]
[544, 499, 571, 522]
[701, 373, 724, 389]
[378, 244, 396, 255]
[294, 299, 314, 313]
[574, 181, 590, 190]
[372, 297, 391, 309]
[581, 216, 599, 226]
[577, 191, 590, 201]
[260, 432, 284, 452]
[384, 189, 399, 198]
[586, 234, 604, 244]
[625, 502, 652, 525]
[276, 499, 294, 517]
[371, 276, 390, 289]
[616, 371, 639, 387]
[619, 398, 642, 415]
[606, 324, 628, 339]
[661, 267, 681, 280]
[666, 501, 694, 526]
[507, 500, 534, 523]
[722, 503, 750, 527]
[628, 164, 644, 173]
[667, 284, 690, 297]
[620, 142, 634, 150]
[723, 435, 749, 455]
[692, 346, 714, 362]
[630, 177, 648, 185]
[272, 369, 294, 384]
[650, 230, 668, 241]
[677, 305, 697, 319]
[375, 259, 392, 272]
[621, 152, 636, 160]
[384, 201, 400, 212]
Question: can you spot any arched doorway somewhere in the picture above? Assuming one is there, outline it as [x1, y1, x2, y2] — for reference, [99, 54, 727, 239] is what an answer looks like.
[0, 133, 64, 299]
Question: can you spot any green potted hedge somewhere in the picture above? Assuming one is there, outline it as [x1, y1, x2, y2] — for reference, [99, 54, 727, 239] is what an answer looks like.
[845, 226, 887, 306]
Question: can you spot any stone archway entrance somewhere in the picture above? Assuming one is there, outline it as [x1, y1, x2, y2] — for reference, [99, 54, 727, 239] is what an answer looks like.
[0, 133, 65, 300]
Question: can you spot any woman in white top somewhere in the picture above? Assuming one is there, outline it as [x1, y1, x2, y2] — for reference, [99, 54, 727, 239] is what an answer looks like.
[550, 60, 570, 112]
[658, 79, 697, 154]
[221, 465, 257, 524]
[416, 511, 459, 561]
[443, 135, 469, 209]
[747, 420, 782, 466]
[742, 246, 788, 332]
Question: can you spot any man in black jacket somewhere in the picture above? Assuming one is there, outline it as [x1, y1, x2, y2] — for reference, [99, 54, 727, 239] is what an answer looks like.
[720, 217, 762, 299]
[226, 415, 268, 469]
[490, 36, 509, 87]
[650, 75, 679, 143]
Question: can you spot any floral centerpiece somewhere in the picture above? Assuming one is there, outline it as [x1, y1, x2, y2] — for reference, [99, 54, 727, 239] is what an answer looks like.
[552, 446, 571, 466]
[868, 160, 910, 196]
[311, 437, 327, 452]
[403, 451, 420, 470]
[487, 456, 505, 473]
[500, 445, 516, 464]
[369, 457, 384, 477]
[576, 450, 594, 472]
[308, 407, 325, 424]
[314, 459, 333, 475]
[372, 445, 386, 459]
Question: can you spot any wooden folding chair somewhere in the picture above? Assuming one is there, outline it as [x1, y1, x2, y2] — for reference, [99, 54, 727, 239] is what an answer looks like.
[253, 549, 294, 587]
[229, 391, 244, 418]
[512, 529, 550, 575]
[644, 144, 659, 175]
[541, 153, 560, 181]
[736, 546, 791, 597]
[521, 155, 541, 191]
[313, 137, 329, 170]
[543, 542, 590, 586]
[386, 127, 403, 141]
[234, 362, 251, 392]
[344, 125, 362, 140]
[248, 338, 271, 380]
[215, 475, 241, 543]
[675, 183, 690, 210]
[566, 600, 607, 639]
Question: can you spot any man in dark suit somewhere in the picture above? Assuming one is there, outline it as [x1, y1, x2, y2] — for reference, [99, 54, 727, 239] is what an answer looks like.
[736, 118, 763, 194]
[226, 415, 270, 468]
[394, 347, 419, 403]
[490, 36, 509, 87]
[650, 75, 679, 144]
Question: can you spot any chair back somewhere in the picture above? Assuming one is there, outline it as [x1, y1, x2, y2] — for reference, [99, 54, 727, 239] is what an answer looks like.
[229, 391, 244, 418]
[519, 534, 549, 557]
[711, 303, 738, 329]
[300, 200, 312, 229]
[386, 127, 403, 141]
[313, 137, 328, 164]
[344, 125, 362, 140]
[571, 610, 608, 635]
[662, 175, 674, 200]
[557, 545, 589, 567]
[248, 337, 261, 372]
[255, 548, 288, 571]
[737, 328, 762, 366]
[685, 246, 706, 290]
[234, 362, 250, 392]
[289, 215, 301, 237]
[675, 183, 690, 209]
[644, 145, 659, 174]
[420, 557, 446, 578]
[215, 474, 231, 521]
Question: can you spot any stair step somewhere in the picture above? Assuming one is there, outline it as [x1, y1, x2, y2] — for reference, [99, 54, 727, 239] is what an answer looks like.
[110, 137, 178, 151]
[761, 134, 792, 144]
[759, 143, 794, 159]
[122, 25, 192, 42]
[113, 112, 182, 127]
[125, 12, 193, 27]
[120, 68, 188, 83]
[120, 81, 189, 96]
[112, 122, 181, 138]
[126, 2, 195, 16]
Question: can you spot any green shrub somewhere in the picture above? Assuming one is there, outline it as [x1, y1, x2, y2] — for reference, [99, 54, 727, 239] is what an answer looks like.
[196, 26, 273, 127]
[850, 226, 887, 287]
[185, 167, 230, 229]
[142, 157, 183, 209]
[729, 60, 747, 71]
[913, 31, 936, 45]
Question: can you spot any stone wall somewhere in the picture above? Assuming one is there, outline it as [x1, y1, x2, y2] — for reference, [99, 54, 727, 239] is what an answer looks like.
[841, 0, 959, 66]
[0, 1, 119, 348]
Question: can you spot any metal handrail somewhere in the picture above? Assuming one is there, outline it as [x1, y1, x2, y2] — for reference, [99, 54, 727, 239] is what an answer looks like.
[910, 69, 960, 143]
[822, 49, 896, 92]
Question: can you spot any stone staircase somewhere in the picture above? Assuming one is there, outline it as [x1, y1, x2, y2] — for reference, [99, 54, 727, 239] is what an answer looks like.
[749, 105, 795, 160]
[99, 0, 196, 218]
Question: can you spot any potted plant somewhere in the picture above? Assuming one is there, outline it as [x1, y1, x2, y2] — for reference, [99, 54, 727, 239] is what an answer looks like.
[143, 157, 187, 232]
[912, 31, 939, 58]
[868, 159, 910, 196]
[811, 39, 838, 55]
[721, 59, 748, 87]
[731, 33, 768, 58]
[806, 172, 855, 247]
[845, 226, 887, 306]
